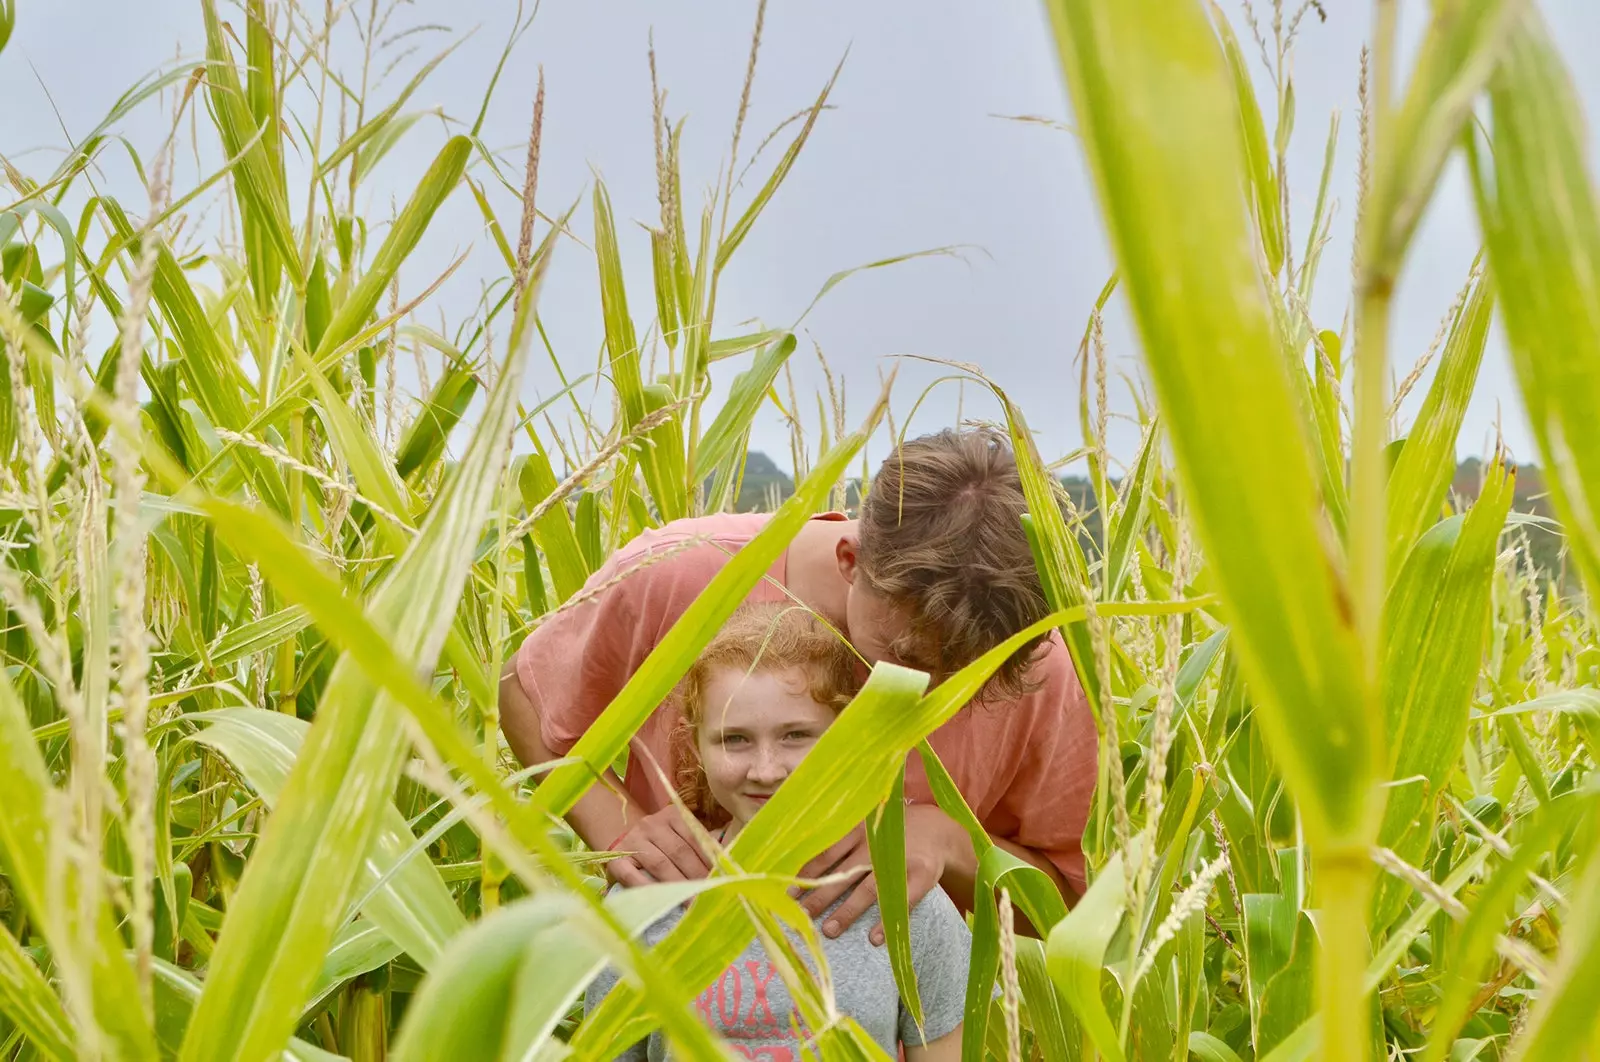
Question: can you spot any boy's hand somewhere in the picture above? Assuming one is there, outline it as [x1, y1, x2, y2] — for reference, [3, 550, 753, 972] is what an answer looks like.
[605, 806, 711, 887]
[797, 805, 962, 945]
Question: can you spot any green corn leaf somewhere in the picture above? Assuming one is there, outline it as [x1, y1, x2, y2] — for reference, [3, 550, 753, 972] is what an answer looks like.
[201, 0, 303, 292]
[593, 180, 683, 521]
[517, 449, 591, 602]
[177, 214, 535, 1062]
[593, 180, 644, 429]
[395, 365, 479, 484]
[304, 252, 331, 351]
[1016, 938, 1079, 1062]
[715, 58, 842, 274]
[100, 197, 291, 513]
[1042, 0, 1371, 846]
[865, 767, 923, 1033]
[1007, 395, 1102, 714]
[153, 959, 358, 1061]
[302, 922, 403, 1016]
[0, 667, 157, 1058]
[1102, 418, 1160, 601]
[961, 846, 1071, 1062]
[196, 606, 313, 671]
[1425, 788, 1599, 1062]
[1372, 0, 1528, 275]
[316, 40, 464, 178]
[315, 135, 471, 359]
[189, 707, 467, 968]
[531, 396, 887, 817]
[393, 876, 786, 1062]
[641, 381, 689, 523]
[1491, 689, 1600, 758]
[1374, 462, 1513, 929]
[1190, 1031, 1248, 1062]
[1472, 13, 1600, 596]
[1505, 792, 1600, 1061]
[1208, 0, 1282, 274]
[1385, 270, 1494, 578]
[1045, 853, 1128, 1062]
[694, 333, 797, 479]
[292, 341, 412, 534]
[0, 925, 75, 1062]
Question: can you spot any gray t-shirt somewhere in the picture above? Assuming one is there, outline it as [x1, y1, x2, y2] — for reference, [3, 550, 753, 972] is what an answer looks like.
[584, 887, 971, 1060]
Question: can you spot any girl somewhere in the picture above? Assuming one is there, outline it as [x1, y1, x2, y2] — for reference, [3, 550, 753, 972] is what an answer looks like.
[585, 603, 969, 1061]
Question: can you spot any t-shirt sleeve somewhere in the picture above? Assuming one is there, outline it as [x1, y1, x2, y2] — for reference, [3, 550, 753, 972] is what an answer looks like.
[512, 535, 704, 757]
[899, 887, 973, 1046]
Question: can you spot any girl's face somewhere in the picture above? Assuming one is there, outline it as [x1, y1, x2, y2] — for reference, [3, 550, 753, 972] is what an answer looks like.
[695, 663, 837, 829]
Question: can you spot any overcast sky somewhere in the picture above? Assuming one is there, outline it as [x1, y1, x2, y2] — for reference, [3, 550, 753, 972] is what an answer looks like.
[7, 1, 1600, 476]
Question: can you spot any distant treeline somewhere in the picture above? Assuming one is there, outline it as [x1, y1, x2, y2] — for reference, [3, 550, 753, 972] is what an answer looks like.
[732, 452, 1569, 586]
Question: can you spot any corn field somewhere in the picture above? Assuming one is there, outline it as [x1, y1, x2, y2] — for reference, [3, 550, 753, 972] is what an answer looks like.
[2, 0, 1599, 1059]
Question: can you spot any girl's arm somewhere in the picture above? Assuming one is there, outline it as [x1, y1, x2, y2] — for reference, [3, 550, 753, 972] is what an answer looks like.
[906, 1026, 963, 1062]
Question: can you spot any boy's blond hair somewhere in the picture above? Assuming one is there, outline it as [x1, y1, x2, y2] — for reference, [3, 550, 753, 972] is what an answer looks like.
[857, 427, 1055, 700]
[672, 604, 859, 823]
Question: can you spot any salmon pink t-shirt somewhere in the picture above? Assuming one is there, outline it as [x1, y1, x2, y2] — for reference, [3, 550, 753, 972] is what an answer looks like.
[513, 512, 1098, 895]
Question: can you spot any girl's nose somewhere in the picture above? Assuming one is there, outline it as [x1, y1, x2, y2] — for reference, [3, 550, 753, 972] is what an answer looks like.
[747, 746, 788, 785]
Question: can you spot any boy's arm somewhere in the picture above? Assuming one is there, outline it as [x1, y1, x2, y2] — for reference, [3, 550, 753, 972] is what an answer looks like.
[498, 661, 708, 884]
[798, 805, 1070, 942]
[905, 1028, 962, 1062]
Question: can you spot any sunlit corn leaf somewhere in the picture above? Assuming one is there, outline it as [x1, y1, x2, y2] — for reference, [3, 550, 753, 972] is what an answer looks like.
[961, 846, 1070, 1062]
[1471, 13, 1600, 596]
[1041, 0, 1371, 848]
[189, 707, 467, 968]
[177, 225, 537, 1062]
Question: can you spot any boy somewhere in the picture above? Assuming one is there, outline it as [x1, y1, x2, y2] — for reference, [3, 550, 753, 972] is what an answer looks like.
[499, 428, 1097, 938]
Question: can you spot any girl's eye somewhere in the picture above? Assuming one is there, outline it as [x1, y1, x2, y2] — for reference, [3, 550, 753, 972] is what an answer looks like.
[783, 730, 817, 743]
[720, 734, 748, 747]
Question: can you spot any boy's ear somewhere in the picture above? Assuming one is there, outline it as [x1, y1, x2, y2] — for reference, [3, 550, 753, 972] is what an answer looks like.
[835, 534, 861, 585]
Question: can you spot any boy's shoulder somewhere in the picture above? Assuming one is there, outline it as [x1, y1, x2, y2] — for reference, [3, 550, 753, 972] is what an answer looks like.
[622, 513, 772, 557]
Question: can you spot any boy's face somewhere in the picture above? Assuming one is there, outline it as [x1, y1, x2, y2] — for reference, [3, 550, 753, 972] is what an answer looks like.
[695, 664, 837, 828]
